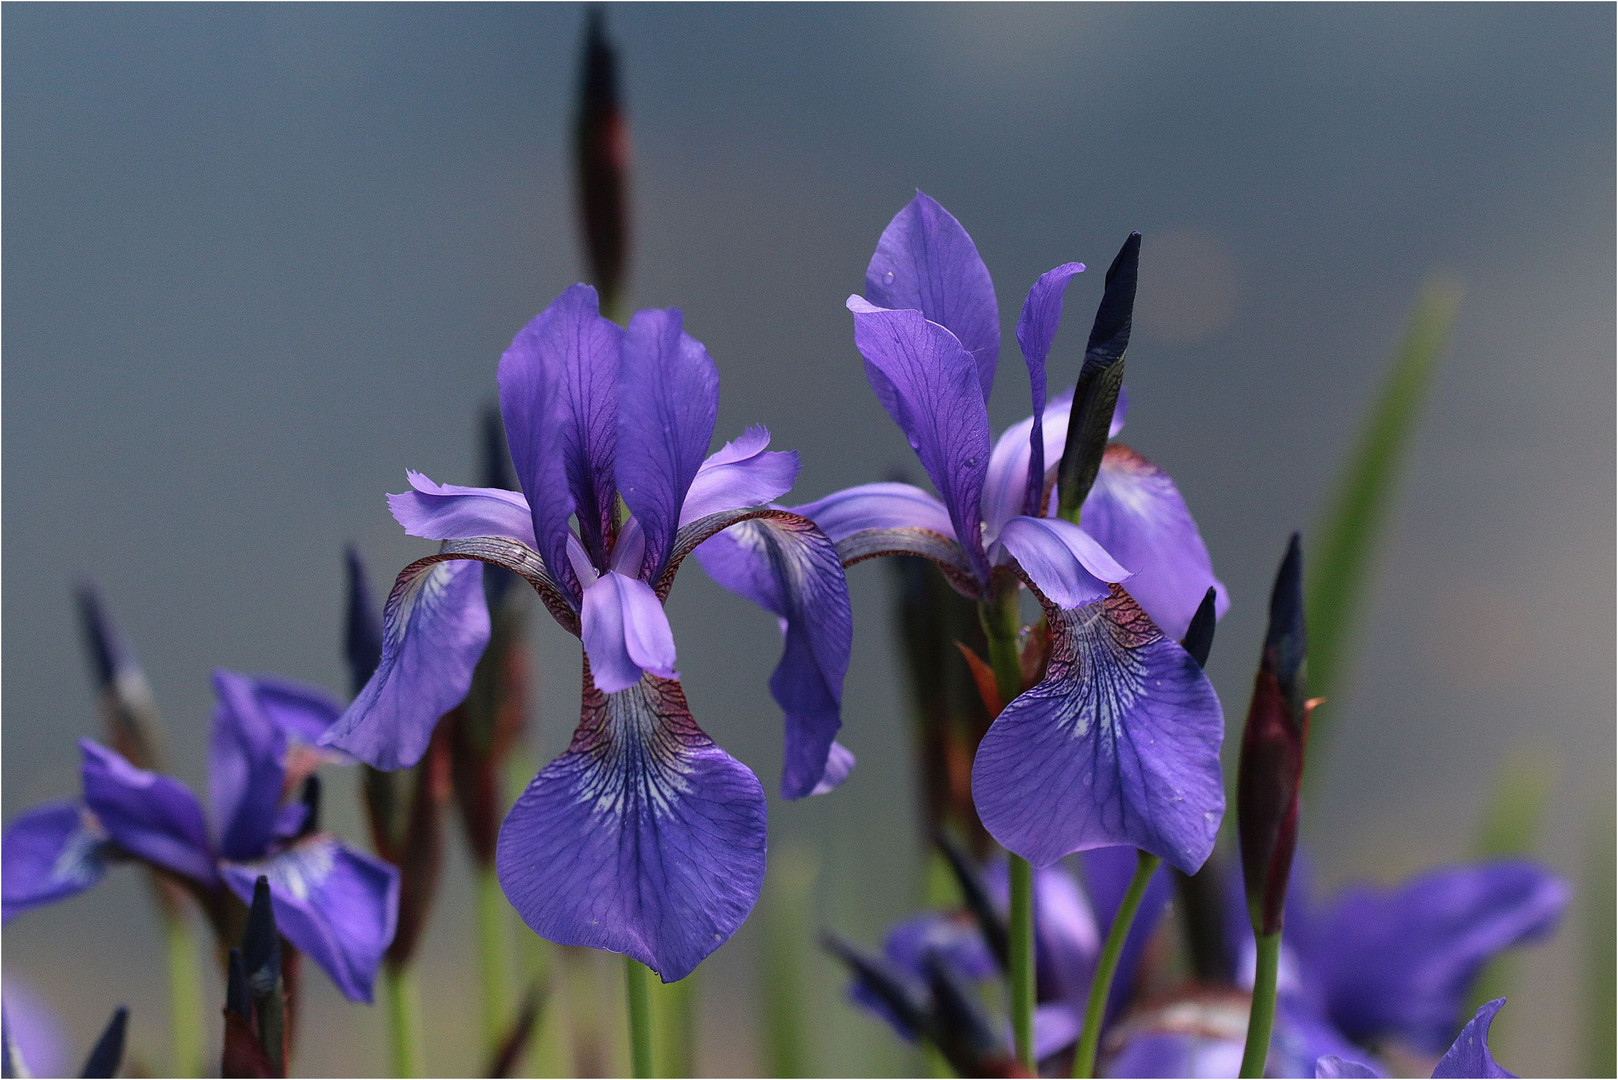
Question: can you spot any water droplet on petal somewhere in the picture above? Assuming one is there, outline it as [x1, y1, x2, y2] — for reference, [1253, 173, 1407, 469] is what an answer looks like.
[882, 270, 896, 285]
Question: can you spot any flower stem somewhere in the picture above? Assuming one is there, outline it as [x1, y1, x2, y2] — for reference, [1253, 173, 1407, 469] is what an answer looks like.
[1239, 929, 1282, 1078]
[1072, 851, 1160, 1078]
[475, 863, 512, 1059]
[1008, 854, 1037, 1071]
[381, 961, 425, 1077]
[625, 956, 656, 1078]
[658, 971, 697, 1077]
[162, 908, 204, 1077]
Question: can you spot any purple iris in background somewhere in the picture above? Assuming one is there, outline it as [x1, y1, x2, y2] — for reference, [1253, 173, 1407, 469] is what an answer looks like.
[322, 284, 853, 981]
[766, 191, 1227, 874]
[2, 671, 399, 1003]
[1104, 858, 1567, 1078]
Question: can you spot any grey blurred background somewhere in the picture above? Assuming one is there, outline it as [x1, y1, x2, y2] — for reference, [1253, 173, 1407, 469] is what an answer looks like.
[4, 3, 1612, 1076]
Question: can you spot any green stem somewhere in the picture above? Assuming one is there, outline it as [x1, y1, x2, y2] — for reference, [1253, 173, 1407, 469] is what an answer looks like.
[659, 972, 696, 1077]
[381, 961, 426, 1077]
[1239, 930, 1282, 1078]
[981, 582, 1035, 1071]
[1072, 852, 1160, 1078]
[162, 908, 204, 1077]
[1008, 855, 1036, 1070]
[625, 957, 656, 1078]
[476, 863, 512, 1059]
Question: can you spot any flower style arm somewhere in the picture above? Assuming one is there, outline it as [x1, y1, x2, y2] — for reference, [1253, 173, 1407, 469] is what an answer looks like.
[1, 801, 111, 923]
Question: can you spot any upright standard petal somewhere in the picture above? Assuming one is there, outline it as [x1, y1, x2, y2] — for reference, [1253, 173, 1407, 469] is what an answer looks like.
[1311, 861, 1567, 1051]
[220, 836, 400, 1004]
[242, 676, 345, 748]
[848, 298, 993, 583]
[617, 309, 720, 578]
[210, 670, 289, 861]
[580, 571, 678, 694]
[971, 588, 1224, 874]
[387, 472, 538, 548]
[690, 512, 854, 798]
[1080, 445, 1228, 640]
[1431, 1000, 1515, 1079]
[496, 672, 767, 982]
[500, 284, 623, 578]
[1015, 263, 1086, 516]
[864, 191, 1001, 400]
[80, 741, 216, 884]
[994, 514, 1131, 610]
[323, 558, 491, 771]
[678, 427, 800, 527]
[1, 803, 110, 923]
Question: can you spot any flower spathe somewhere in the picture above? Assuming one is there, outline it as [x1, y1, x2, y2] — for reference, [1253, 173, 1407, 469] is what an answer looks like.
[780, 191, 1228, 873]
[323, 284, 854, 980]
[1, 671, 398, 1003]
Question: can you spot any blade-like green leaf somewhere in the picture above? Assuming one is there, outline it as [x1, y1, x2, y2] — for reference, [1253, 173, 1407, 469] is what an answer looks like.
[1305, 274, 1463, 748]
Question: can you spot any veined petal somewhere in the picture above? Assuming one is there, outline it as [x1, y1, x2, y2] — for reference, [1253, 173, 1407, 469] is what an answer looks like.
[617, 309, 720, 578]
[496, 672, 767, 982]
[1080, 445, 1228, 639]
[1312, 861, 1567, 1051]
[80, 740, 216, 884]
[322, 558, 490, 771]
[792, 482, 955, 542]
[581, 571, 678, 694]
[1431, 1000, 1515, 1079]
[221, 835, 399, 1003]
[690, 512, 853, 799]
[847, 298, 993, 582]
[500, 283, 623, 579]
[995, 515, 1131, 610]
[209, 670, 289, 861]
[387, 471, 537, 548]
[1016, 262, 1087, 517]
[971, 588, 1224, 873]
[1317, 1057, 1381, 1079]
[864, 191, 1001, 400]
[981, 390, 1132, 542]
[1, 802, 110, 923]
[678, 426, 801, 527]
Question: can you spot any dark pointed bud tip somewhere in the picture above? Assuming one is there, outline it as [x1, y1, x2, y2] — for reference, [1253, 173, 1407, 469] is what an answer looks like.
[343, 547, 384, 696]
[243, 876, 282, 991]
[1084, 232, 1141, 367]
[922, 952, 1005, 1068]
[1181, 587, 1220, 669]
[226, 949, 254, 1020]
[820, 932, 934, 1038]
[75, 583, 122, 691]
[934, 833, 1009, 970]
[77, 1007, 127, 1079]
[574, 4, 630, 307]
[1265, 532, 1307, 711]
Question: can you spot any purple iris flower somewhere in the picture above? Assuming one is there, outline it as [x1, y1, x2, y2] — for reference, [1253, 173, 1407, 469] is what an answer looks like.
[1104, 858, 1566, 1077]
[2, 671, 398, 1003]
[1316, 1000, 1517, 1079]
[321, 284, 854, 981]
[768, 191, 1226, 874]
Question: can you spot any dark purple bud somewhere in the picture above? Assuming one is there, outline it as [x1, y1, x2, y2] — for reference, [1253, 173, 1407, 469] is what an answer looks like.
[386, 729, 450, 967]
[77, 1007, 127, 1079]
[75, 583, 163, 769]
[485, 982, 547, 1079]
[1181, 587, 1219, 669]
[1236, 534, 1317, 936]
[574, 7, 630, 313]
[936, 833, 1008, 971]
[225, 949, 253, 1021]
[243, 876, 282, 993]
[343, 548, 383, 697]
[821, 932, 933, 1038]
[922, 952, 1011, 1075]
[1056, 233, 1140, 519]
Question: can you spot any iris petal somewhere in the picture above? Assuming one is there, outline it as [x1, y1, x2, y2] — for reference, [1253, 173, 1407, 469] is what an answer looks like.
[387, 472, 538, 548]
[323, 558, 490, 771]
[1016, 262, 1087, 517]
[80, 740, 216, 884]
[496, 673, 767, 982]
[678, 426, 800, 527]
[847, 298, 993, 583]
[221, 836, 400, 1004]
[1431, 1000, 1515, 1079]
[209, 670, 289, 861]
[617, 309, 720, 578]
[692, 512, 853, 798]
[1080, 445, 1228, 639]
[971, 588, 1224, 874]
[995, 515, 1131, 610]
[1, 802, 110, 923]
[581, 571, 678, 694]
[793, 482, 955, 542]
[865, 191, 1001, 401]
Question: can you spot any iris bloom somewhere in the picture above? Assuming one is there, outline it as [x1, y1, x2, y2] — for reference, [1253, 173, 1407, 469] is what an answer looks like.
[1, 672, 398, 1002]
[761, 191, 1227, 873]
[1103, 858, 1567, 1077]
[322, 285, 853, 981]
